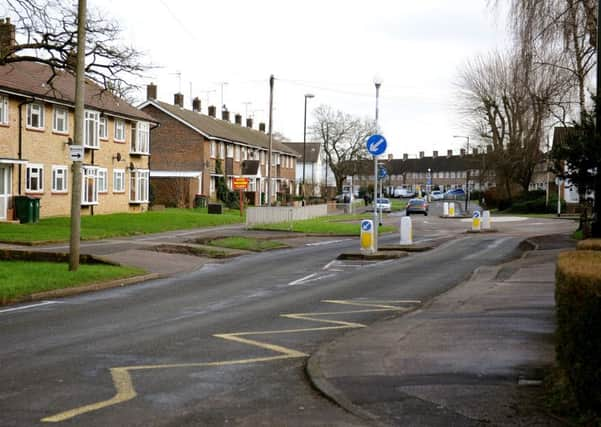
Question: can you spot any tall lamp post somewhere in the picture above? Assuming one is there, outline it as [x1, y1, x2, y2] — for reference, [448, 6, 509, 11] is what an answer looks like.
[302, 93, 314, 206]
[373, 75, 383, 251]
[453, 135, 470, 212]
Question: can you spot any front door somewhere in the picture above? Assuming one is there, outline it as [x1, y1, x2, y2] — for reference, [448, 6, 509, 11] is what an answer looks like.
[0, 165, 11, 220]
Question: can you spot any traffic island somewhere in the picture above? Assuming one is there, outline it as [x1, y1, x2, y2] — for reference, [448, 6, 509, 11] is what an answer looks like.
[379, 244, 433, 252]
[337, 251, 408, 260]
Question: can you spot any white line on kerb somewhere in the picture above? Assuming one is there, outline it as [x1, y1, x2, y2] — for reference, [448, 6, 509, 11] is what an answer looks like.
[0, 301, 60, 314]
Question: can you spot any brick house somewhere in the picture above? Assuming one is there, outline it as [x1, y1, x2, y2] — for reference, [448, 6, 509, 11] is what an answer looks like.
[139, 84, 298, 207]
[0, 20, 155, 220]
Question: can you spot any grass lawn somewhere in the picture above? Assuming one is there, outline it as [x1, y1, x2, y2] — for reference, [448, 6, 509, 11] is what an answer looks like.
[0, 260, 144, 303]
[208, 236, 287, 251]
[253, 214, 395, 235]
[0, 208, 244, 244]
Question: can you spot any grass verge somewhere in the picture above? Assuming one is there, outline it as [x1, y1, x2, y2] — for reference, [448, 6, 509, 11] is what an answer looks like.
[252, 214, 395, 235]
[0, 208, 243, 244]
[0, 260, 144, 303]
[208, 236, 287, 251]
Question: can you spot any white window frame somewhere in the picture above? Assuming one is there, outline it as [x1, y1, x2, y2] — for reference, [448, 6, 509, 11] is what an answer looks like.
[210, 141, 216, 158]
[26, 164, 44, 192]
[82, 166, 98, 205]
[131, 121, 150, 154]
[113, 169, 125, 193]
[27, 102, 45, 130]
[99, 116, 108, 140]
[0, 95, 8, 125]
[226, 144, 234, 158]
[114, 119, 125, 142]
[130, 169, 149, 203]
[84, 110, 100, 149]
[242, 147, 247, 160]
[219, 142, 225, 159]
[234, 145, 240, 161]
[51, 165, 68, 193]
[97, 167, 108, 193]
[53, 106, 69, 134]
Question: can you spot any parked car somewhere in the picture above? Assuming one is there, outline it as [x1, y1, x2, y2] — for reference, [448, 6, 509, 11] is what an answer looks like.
[393, 187, 415, 198]
[406, 198, 429, 215]
[444, 189, 466, 199]
[367, 197, 392, 213]
[430, 190, 444, 200]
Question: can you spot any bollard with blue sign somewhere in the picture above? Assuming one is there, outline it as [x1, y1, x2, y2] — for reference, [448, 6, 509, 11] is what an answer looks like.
[471, 210, 481, 232]
[448, 202, 455, 217]
[360, 219, 375, 253]
[400, 216, 412, 245]
[482, 210, 491, 229]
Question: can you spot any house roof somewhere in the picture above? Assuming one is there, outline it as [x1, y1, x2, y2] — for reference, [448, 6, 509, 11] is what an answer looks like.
[142, 99, 298, 156]
[283, 142, 321, 163]
[0, 61, 154, 122]
[347, 155, 483, 175]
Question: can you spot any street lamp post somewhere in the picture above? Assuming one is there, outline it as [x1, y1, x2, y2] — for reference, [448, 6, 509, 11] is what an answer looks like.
[453, 135, 470, 212]
[373, 75, 382, 251]
[302, 93, 314, 206]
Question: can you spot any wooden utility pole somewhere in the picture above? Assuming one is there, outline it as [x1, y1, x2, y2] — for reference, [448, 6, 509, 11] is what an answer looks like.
[69, 0, 86, 271]
[267, 75, 274, 206]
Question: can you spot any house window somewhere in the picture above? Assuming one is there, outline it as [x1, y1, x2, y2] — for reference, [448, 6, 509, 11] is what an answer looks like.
[26, 164, 44, 192]
[131, 121, 150, 154]
[210, 141, 216, 158]
[99, 116, 108, 139]
[219, 142, 225, 159]
[130, 169, 149, 203]
[84, 110, 100, 149]
[260, 151, 265, 165]
[27, 102, 45, 130]
[52, 165, 68, 193]
[234, 145, 240, 161]
[210, 176, 216, 194]
[53, 107, 69, 133]
[97, 168, 108, 193]
[82, 166, 98, 205]
[226, 144, 234, 158]
[242, 147, 247, 160]
[113, 169, 125, 192]
[0, 96, 8, 125]
[114, 119, 125, 142]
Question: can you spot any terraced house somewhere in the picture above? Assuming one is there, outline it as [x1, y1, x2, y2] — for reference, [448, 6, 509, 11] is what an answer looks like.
[0, 58, 155, 220]
[140, 84, 298, 207]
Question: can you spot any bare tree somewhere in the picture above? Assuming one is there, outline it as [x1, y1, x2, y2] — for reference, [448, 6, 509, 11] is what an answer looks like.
[1, 0, 148, 98]
[310, 105, 376, 193]
[457, 49, 572, 199]
[496, 0, 596, 118]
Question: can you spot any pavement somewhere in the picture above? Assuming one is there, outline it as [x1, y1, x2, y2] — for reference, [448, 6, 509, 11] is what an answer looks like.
[307, 233, 575, 426]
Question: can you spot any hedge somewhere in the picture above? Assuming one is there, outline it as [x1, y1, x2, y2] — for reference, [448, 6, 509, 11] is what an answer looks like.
[555, 250, 601, 414]
[577, 239, 601, 251]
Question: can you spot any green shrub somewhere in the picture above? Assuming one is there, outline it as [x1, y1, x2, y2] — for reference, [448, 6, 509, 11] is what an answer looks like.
[577, 239, 601, 251]
[555, 250, 601, 415]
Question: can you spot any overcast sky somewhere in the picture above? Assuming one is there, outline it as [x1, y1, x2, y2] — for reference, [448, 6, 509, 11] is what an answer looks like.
[91, 0, 509, 158]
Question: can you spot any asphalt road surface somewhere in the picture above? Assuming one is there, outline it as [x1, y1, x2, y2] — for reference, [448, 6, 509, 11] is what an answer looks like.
[0, 212, 572, 426]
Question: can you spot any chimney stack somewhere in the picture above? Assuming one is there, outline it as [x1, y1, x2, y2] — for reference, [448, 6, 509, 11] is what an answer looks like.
[433, 150, 438, 158]
[460, 148, 466, 156]
[208, 105, 216, 117]
[235, 113, 242, 125]
[403, 153, 408, 160]
[192, 97, 201, 112]
[259, 122, 266, 132]
[419, 151, 424, 159]
[146, 83, 157, 100]
[221, 109, 230, 121]
[174, 93, 184, 108]
[0, 18, 16, 58]
[246, 117, 254, 128]
[447, 149, 453, 157]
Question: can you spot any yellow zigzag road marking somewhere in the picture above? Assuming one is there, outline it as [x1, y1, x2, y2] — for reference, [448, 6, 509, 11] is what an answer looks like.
[42, 299, 420, 423]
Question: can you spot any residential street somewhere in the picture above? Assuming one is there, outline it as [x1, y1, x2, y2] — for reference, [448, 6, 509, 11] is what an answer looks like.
[0, 208, 576, 426]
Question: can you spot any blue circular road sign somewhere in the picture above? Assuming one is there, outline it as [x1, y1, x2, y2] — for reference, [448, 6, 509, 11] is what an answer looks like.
[366, 134, 387, 156]
[361, 220, 372, 231]
[378, 166, 387, 179]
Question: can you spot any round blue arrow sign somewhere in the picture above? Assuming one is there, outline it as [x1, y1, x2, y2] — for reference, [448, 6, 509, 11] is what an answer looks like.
[366, 134, 387, 156]
[378, 166, 387, 179]
[472, 211, 481, 218]
[361, 220, 372, 231]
